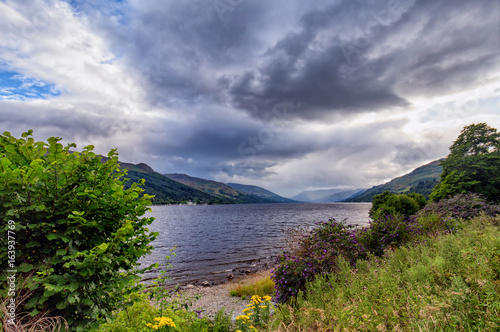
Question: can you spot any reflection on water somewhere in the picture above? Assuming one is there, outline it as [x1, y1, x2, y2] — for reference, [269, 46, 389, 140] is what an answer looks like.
[140, 203, 371, 285]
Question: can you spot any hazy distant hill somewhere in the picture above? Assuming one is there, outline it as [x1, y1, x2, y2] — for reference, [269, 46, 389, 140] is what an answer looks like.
[312, 189, 367, 203]
[345, 160, 443, 202]
[226, 183, 299, 203]
[164, 173, 275, 204]
[291, 189, 347, 202]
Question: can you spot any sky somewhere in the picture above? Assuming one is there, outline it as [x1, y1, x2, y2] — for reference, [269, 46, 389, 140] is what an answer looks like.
[0, 0, 499, 197]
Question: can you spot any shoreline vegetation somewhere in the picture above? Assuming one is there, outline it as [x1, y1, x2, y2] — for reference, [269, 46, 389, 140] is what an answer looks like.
[95, 199, 500, 332]
[2, 123, 499, 331]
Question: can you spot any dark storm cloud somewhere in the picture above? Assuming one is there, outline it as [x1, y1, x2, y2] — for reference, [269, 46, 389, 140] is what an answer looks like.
[228, 0, 499, 120]
[112, 0, 266, 108]
[96, 0, 497, 122]
[392, 0, 500, 97]
[0, 102, 132, 141]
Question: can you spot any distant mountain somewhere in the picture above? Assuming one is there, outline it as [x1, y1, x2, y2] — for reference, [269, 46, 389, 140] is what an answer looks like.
[119, 164, 228, 205]
[122, 162, 155, 173]
[345, 160, 443, 202]
[312, 189, 367, 203]
[291, 189, 347, 202]
[164, 173, 276, 204]
[226, 183, 299, 203]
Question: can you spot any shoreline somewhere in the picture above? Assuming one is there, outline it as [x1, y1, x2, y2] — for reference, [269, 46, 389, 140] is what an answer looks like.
[172, 269, 275, 320]
[141, 257, 276, 289]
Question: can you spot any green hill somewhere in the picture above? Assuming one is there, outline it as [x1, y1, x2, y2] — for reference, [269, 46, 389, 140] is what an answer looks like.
[107, 159, 228, 205]
[164, 173, 276, 204]
[124, 170, 231, 205]
[226, 183, 299, 203]
[345, 160, 443, 202]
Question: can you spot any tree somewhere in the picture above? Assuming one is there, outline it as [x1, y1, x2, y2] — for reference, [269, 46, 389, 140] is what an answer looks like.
[0, 130, 157, 331]
[430, 123, 500, 202]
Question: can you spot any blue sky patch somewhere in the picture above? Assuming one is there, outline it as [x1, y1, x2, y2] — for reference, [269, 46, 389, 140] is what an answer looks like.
[0, 70, 60, 101]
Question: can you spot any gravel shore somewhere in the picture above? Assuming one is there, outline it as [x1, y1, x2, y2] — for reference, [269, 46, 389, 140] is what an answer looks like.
[174, 270, 274, 320]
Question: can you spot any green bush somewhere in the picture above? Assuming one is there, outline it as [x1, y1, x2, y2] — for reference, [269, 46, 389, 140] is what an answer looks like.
[0, 131, 157, 330]
[370, 191, 425, 220]
[356, 213, 420, 256]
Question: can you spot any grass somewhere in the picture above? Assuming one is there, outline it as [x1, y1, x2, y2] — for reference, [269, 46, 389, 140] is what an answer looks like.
[229, 270, 275, 298]
[269, 215, 500, 331]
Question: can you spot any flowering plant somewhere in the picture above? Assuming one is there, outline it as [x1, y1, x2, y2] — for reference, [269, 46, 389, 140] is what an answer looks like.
[145, 316, 176, 331]
[235, 295, 273, 331]
[273, 219, 367, 303]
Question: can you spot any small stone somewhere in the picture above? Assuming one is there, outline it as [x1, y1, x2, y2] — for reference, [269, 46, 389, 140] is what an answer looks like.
[184, 284, 195, 289]
[226, 274, 234, 279]
[201, 281, 211, 287]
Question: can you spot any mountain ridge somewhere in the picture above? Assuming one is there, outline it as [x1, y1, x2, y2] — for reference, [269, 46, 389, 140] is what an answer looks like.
[164, 173, 277, 204]
[110, 157, 443, 205]
[344, 160, 443, 202]
[226, 183, 299, 203]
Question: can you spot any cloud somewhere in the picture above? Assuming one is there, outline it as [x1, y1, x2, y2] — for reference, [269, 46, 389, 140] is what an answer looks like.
[228, 0, 499, 121]
[0, 0, 498, 196]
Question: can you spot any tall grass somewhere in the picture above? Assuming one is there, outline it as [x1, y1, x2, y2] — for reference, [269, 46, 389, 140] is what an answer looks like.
[229, 271, 275, 298]
[0, 272, 68, 332]
[268, 215, 500, 331]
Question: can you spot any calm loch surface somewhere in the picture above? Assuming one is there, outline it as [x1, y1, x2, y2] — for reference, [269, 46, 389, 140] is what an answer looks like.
[140, 203, 371, 285]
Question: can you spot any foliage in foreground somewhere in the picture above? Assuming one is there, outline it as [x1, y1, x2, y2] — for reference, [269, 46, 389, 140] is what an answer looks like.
[0, 131, 157, 330]
[96, 290, 274, 332]
[270, 214, 500, 331]
[272, 193, 499, 304]
[97, 250, 273, 332]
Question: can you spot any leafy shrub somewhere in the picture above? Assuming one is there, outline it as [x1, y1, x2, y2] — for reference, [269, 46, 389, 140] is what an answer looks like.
[356, 213, 420, 256]
[370, 191, 425, 220]
[97, 292, 156, 332]
[407, 192, 427, 209]
[0, 131, 157, 330]
[272, 220, 366, 303]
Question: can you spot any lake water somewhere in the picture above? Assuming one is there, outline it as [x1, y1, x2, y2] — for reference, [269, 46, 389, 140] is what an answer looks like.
[140, 203, 371, 286]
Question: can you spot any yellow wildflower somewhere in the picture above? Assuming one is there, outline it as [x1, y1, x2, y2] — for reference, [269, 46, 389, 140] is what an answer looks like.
[146, 316, 176, 329]
[263, 295, 272, 301]
[251, 295, 262, 303]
